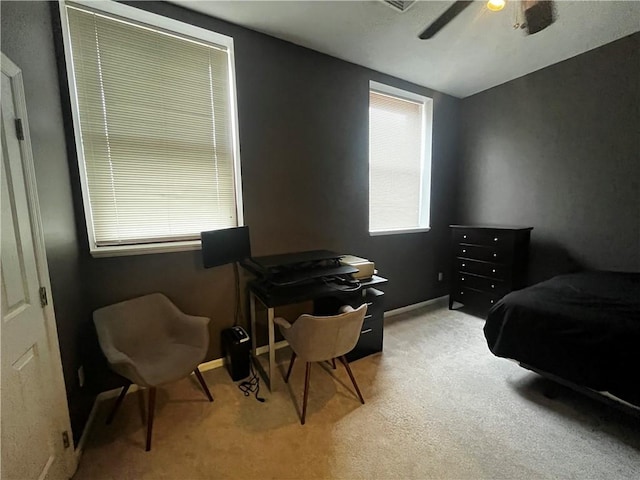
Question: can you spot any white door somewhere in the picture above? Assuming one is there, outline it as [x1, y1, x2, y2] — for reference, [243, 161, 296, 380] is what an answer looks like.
[1, 54, 76, 480]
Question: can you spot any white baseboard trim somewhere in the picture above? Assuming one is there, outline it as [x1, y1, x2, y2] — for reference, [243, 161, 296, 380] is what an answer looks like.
[256, 339, 289, 356]
[74, 298, 444, 459]
[199, 357, 225, 372]
[74, 393, 100, 460]
[74, 339, 291, 458]
[384, 295, 448, 318]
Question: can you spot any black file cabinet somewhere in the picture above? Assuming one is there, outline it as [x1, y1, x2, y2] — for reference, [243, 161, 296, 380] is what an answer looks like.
[449, 225, 532, 312]
[314, 288, 384, 362]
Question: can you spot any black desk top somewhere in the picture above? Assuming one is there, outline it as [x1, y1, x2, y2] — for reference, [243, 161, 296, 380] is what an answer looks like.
[247, 249, 342, 269]
[249, 275, 388, 308]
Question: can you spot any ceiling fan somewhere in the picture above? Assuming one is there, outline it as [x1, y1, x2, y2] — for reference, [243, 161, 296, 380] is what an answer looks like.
[417, 0, 555, 40]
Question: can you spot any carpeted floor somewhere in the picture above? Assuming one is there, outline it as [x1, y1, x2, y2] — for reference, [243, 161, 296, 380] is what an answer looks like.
[74, 298, 640, 479]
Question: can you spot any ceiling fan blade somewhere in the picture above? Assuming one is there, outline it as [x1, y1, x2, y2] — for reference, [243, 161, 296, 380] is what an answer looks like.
[418, 0, 474, 40]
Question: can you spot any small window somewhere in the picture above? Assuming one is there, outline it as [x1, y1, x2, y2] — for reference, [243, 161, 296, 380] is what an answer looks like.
[369, 81, 432, 235]
[59, 1, 242, 257]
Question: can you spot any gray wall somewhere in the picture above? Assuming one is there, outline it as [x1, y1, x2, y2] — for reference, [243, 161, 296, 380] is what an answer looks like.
[458, 33, 640, 283]
[1, 1, 95, 445]
[2, 1, 460, 443]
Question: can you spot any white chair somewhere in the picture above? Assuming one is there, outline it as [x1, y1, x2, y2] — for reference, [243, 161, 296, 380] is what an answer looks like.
[93, 293, 212, 451]
[274, 304, 367, 424]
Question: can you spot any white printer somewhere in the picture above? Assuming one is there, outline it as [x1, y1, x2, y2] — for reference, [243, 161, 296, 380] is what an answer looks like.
[339, 255, 375, 280]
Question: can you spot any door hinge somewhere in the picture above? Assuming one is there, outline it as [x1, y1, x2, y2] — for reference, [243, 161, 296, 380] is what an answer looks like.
[62, 431, 70, 449]
[15, 118, 24, 141]
[39, 286, 48, 307]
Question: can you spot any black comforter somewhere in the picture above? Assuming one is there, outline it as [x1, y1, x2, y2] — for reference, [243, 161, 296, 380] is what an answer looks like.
[485, 271, 640, 406]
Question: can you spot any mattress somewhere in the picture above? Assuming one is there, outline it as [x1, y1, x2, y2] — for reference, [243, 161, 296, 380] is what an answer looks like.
[484, 271, 640, 406]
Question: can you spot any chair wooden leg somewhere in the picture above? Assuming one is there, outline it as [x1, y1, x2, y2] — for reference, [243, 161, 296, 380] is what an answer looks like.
[106, 383, 130, 425]
[145, 387, 156, 452]
[340, 356, 365, 404]
[285, 351, 297, 383]
[193, 368, 214, 402]
[301, 362, 311, 425]
[331, 358, 337, 370]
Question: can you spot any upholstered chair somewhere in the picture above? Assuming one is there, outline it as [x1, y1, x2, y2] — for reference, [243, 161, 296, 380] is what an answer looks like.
[93, 293, 213, 451]
[274, 304, 367, 424]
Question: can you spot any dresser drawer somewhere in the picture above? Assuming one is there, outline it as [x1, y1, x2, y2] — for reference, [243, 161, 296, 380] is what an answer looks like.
[453, 229, 513, 247]
[457, 258, 509, 280]
[451, 287, 501, 310]
[456, 273, 509, 296]
[456, 243, 512, 263]
[449, 225, 532, 312]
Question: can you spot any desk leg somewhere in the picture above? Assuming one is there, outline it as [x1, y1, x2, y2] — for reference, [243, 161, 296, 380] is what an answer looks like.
[250, 292, 257, 356]
[248, 292, 275, 392]
[267, 306, 276, 391]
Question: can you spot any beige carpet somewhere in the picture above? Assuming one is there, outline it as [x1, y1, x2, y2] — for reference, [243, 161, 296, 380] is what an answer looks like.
[74, 299, 640, 479]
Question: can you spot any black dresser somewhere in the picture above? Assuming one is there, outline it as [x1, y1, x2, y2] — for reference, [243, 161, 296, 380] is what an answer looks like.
[449, 225, 532, 311]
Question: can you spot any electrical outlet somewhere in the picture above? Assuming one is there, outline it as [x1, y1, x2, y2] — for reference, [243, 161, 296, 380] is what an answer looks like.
[78, 365, 85, 388]
[438, 272, 444, 282]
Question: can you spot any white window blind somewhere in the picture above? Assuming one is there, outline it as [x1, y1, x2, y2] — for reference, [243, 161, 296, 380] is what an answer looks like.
[369, 84, 431, 233]
[64, 3, 240, 250]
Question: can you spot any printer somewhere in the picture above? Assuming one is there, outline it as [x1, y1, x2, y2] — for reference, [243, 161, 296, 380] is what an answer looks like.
[339, 255, 375, 280]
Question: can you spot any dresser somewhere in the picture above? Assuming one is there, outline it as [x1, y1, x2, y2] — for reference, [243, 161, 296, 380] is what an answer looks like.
[449, 225, 532, 311]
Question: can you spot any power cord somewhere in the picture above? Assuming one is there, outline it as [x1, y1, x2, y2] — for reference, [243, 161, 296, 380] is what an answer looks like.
[238, 360, 265, 402]
[232, 261, 264, 402]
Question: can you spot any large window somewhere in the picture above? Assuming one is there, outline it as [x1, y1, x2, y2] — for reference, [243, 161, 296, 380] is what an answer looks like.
[60, 0, 242, 257]
[369, 81, 432, 235]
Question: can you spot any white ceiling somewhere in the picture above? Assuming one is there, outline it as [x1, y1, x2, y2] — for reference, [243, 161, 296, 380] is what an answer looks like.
[171, 1, 640, 98]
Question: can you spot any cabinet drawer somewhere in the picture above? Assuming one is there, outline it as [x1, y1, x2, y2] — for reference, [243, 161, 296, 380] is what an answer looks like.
[454, 229, 513, 248]
[456, 273, 509, 296]
[457, 258, 509, 280]
[314, 288, 383, 317]
[457, 243, 511, 263]
[346, 313, 383, 362]
[451, 287, 500, 310]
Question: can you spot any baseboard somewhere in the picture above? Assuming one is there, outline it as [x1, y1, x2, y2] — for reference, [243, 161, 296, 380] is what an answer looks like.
[199, 356, 225, 372]
[384, 295, 448, 318]
[74, 339, 290, 459]
[73, 299, 440, 460]
[256, 339, 289, 356]
[74, 393, 101, 460]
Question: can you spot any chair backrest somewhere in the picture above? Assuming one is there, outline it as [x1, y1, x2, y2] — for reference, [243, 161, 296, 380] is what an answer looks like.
[285, 304, 368, 362]
[93, 293, 178, 357]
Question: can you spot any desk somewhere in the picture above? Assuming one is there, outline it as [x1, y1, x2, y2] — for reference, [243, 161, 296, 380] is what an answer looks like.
[249, 275, 388, 391]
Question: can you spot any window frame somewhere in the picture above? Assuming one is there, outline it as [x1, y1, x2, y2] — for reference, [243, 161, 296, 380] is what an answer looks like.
[368, 80, 433, 236]
[59, 0, 244, 257]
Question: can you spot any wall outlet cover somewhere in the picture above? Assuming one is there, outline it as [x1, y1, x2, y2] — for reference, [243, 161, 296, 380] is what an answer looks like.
[78, 365, 85, 388]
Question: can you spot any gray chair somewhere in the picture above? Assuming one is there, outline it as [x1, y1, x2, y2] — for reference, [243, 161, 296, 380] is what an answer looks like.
[274, 304, 368, 424]
[93, 293, 213, 451]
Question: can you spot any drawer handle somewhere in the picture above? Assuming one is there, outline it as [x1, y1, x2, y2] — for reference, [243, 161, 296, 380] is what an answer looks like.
[361, 328, 373, 334]
[364, 314, 372, 319]
[462, 263, 466, 267]
[460, 291, 464, 295]
[493, 237, 498, 242]
[463, 235, 467, 239]
[491, 284, 495, 289]
[493, 253, 497, 258]
[461, 277, 465, 281]
[492, 269, 496, 273]
[462, 249, 466, 253]
[490, 300, 495, 304]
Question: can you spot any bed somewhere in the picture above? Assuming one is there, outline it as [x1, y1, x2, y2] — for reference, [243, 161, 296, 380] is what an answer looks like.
[484, 271, 640, 408]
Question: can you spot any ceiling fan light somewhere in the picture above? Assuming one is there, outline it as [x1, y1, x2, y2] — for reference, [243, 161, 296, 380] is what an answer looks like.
[487, 0, 506, 12]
